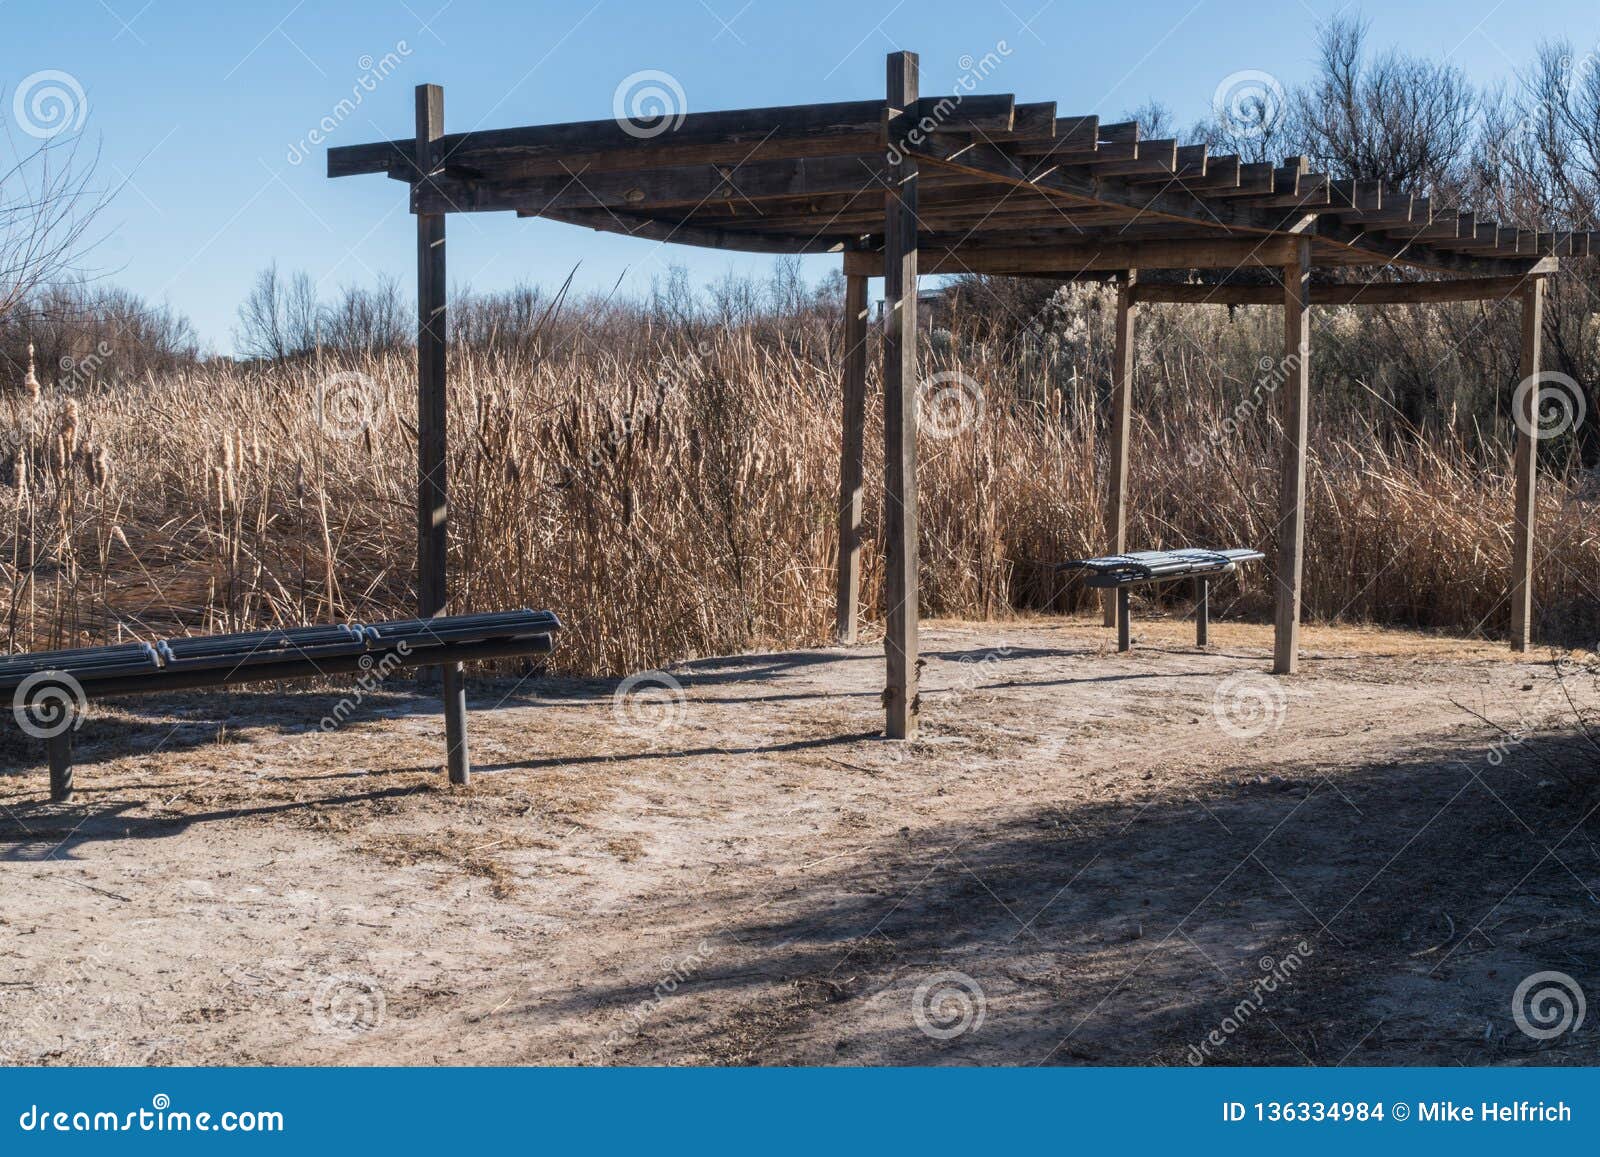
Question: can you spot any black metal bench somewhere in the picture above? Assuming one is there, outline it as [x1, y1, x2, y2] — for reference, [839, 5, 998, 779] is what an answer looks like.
[2, 609, 562, 802]
[1063, 549, 1264, 651]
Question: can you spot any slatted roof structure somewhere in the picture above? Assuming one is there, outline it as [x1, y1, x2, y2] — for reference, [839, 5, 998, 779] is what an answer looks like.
[331, 51, 1569, 746]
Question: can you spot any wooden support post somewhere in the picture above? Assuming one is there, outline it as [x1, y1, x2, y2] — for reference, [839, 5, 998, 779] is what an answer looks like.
[1104, 270, 1137, 627]
[1272, 237, 1313, 675]
[1116, 588, 1131, 653]
[1510, 276, 1545, 651]
[47, 733, 73, 803]
[1195, 577, 1209, 647]
[882, 51, 920, 740]
[835, 270, 869, 644]
[416, 83, 470, 785]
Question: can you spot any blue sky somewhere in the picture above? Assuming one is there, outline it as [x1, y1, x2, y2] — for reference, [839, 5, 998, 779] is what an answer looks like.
[8, 0, 1599, 352]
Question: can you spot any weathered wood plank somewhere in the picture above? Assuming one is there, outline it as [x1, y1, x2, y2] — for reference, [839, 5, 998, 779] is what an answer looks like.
[415, 84, 470, 786]
[331, 95, 1013, 180]
[1130, 271, 1549, 306]
[882, 52, 920, 741]
[1104, 271, 1137, 628]
[843, 235, 1301, 276]
[835, 271, 869, 645]
[1272, 236, 1313, 676]
[1510, 276, 1545, 651]
[417, 154, 891, 215]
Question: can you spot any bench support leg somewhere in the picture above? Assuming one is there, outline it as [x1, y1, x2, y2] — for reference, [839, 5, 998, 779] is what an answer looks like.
[47, 733, 73, 803]
[1195, 578, 1209, 647]
[1116, 588, 1131, 653]
[442, 661, 469, 785]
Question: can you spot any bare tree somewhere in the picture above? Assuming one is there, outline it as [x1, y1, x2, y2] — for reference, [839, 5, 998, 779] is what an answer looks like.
[1285, 16, 1479, 191]
[0, 107, 108, 343]
[235, 263, 322, 361]
[323, 276, 407, 356]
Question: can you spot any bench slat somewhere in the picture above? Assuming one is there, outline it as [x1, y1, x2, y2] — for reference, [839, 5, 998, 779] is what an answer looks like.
[0, 610, 563, 695]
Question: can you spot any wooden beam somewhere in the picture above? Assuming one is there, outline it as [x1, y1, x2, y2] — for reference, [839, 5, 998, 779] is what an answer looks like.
[415, 84, 470, 786]
[419, 154, 891, 215]
[908, 139, 1315, 239]
[1104, 270, 1137, 628]
[882, 51, 920, 741]
[835, 271, 869, 644]
[330, 95, 1014, 180]
[843, 236, 1300, 277]
[1272, 236, 1313, 676]
[1129, 270, 1551, 306]
[1510, 276, 1545, 651]
[524, 207, 856, 254]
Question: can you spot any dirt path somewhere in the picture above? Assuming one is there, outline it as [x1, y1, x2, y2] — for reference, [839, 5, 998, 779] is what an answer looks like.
[2, 615, 1598, 1066]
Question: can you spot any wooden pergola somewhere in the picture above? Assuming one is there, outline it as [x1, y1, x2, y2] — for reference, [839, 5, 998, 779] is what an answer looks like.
[330, 52, 1589, 755]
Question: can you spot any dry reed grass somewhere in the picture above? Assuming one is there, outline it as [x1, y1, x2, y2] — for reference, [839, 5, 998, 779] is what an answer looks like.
[1, 302, 1595, 675]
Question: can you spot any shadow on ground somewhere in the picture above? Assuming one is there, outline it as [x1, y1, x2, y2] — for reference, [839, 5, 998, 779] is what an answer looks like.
[554, 732, 1600, 1066]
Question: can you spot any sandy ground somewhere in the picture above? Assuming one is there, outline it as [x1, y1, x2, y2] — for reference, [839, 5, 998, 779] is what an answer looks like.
[2, 612, 1599, 1067]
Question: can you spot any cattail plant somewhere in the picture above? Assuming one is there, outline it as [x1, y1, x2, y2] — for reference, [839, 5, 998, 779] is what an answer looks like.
[0, 295, 1593, 667]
